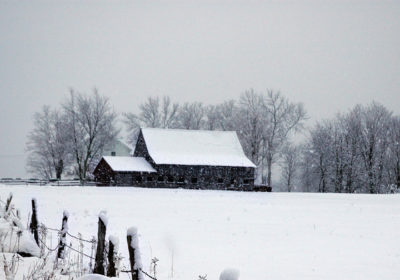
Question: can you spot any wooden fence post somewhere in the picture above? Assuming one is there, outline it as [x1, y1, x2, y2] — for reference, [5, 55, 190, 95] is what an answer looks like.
[107, 236, 118, 277]
[93, 212, 107, 275]
[57, 211, 69, 259]
[29, 198, 39, 246]
[127, 227, 141, 280]
[5, 193, 13, 213]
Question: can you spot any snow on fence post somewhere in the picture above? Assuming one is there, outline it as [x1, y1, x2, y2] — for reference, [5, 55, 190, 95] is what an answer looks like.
[29, 198, 39, 246]
[127, 227, 143, 280]
[57, 210, 69, 259]
[107, 235, 119, 277]
[93, 211, 108, 275]
[219, 268, 240, 280]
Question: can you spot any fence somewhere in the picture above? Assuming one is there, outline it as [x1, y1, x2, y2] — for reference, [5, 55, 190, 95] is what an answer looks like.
[0, 194, 156, 280]
[0, 178, 96, 186]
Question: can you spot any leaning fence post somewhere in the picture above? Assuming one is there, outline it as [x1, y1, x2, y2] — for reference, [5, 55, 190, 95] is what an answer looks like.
[127, 227, 142, 280]
[57, 210, 69, 259]
[29, 198, 39, 246]
[107, 235, 119, 277]
[93, 211, 107, 275]
[5, 193, 13, 213]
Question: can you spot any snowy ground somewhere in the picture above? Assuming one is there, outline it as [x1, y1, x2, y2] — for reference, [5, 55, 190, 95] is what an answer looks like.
[1, 185, 399, 280]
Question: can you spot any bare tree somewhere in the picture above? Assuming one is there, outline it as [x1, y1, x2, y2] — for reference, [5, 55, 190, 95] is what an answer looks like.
[236, 90, 266, 180]
[26, 106, 71, 179]
[204, 105, 220, 130]
[176, 102, 205, 130]
[300, 102, 396, 193]
[357, 102, 392, 193]
[63, 89, 118, 183]
[387, 116, 400, 189]
[280, 143, 300, 192]
[217, 100, 238, 131]
[261, 90, 307, 186]
[124, 96, 179, 145]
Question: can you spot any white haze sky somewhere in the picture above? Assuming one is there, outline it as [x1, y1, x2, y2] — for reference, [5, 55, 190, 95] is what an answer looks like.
[0, 0, 399, 178]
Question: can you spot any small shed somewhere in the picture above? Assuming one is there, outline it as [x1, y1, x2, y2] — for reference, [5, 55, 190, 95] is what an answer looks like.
[93, 156, 156, 186]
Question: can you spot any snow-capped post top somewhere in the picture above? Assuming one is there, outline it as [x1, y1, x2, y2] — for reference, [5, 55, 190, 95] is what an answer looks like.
[63, 210, 69, 219]
[219, 268, 240, 280]
[108, 235, 119, 252]
[93, 211, 107, 275]
[127, 227, 143, 280]
[127, 226, 137, 237]
[99, 210, 108, 226]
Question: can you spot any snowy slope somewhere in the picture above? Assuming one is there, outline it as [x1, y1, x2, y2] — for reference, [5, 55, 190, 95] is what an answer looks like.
[0, 185, 399, 280]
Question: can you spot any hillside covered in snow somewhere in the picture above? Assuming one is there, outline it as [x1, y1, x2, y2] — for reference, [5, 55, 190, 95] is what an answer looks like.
[0, 185, 399, 279]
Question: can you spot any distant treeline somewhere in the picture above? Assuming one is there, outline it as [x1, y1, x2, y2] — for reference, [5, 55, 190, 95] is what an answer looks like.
[26, 88, 400, 193]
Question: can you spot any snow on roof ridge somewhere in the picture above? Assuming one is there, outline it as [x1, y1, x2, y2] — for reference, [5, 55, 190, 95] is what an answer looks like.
[142, 127, 237, 134]
[140, 128, 256, 168]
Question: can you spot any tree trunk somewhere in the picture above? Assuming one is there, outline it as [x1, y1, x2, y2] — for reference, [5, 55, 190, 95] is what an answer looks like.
[266, 153, 273, 187]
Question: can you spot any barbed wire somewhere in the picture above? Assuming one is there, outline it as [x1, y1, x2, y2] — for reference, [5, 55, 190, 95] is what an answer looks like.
[65, 244, 95, 260]
[1, 198, 155, 280]
[140, 268, 158, 280]
[121, 268, 157, 280]
[37, 237, 60, 252]
[39, 224, 96, 244]
[66, 232, 96, 244]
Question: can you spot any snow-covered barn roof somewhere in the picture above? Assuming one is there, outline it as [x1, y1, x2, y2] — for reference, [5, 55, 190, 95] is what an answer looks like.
[102, 156, 156, 172]
[140, 128, 256, 168]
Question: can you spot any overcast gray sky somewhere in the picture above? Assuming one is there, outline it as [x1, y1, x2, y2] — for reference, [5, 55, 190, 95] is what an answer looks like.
[0, 0, 399, 178]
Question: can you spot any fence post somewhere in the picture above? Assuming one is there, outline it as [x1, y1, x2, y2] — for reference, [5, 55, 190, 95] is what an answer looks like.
[107, 235, 119, 277]
[127, 227, 142, 280]
[93, 212, 107, 275]
[5, 193, 13, 213]
[57, 210, 69, 259]
[29, 198, 39, 246]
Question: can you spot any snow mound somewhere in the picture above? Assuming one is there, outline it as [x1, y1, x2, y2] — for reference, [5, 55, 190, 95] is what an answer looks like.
[220, 268, 240, 280]
[0, 219, 40, 257]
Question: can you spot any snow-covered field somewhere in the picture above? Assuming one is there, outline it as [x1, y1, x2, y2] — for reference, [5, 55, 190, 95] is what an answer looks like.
[1, 185, 400, 280]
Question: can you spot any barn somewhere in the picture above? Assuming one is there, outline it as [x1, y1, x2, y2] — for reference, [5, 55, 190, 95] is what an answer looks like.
[93, 128, 256, 190]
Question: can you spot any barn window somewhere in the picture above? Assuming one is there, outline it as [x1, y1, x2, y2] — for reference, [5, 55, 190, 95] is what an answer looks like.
[111, 151, 116, 156]
[147, 176, 153, 182]
[157, 176, 164, 182]
[191, 177, 198, 184]
[217, 178, 224, 184]
[177, 177, 185, 184]
[230, 178, 235, 184]
[135, 175, 142, 183]
[167, 176, 174, 183]
[243, 179, 250, 185]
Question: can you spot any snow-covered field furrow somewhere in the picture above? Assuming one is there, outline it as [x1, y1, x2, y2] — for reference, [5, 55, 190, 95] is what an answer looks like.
[1, 185, 399, 280]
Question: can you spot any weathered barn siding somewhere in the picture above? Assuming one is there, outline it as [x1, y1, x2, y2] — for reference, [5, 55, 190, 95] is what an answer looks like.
[133, 131, 155, 164]
[142, 164, 254, 190]
[93, 158, 114, 186]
